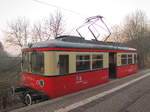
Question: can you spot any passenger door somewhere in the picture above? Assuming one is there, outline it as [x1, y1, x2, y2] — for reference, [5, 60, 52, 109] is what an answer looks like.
[109, 52, 117, 78]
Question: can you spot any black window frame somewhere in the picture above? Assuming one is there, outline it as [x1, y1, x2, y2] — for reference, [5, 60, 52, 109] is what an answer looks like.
[76, 55, 90, 72]
[58, 55, 69, 74]
[31, 51, 44, 74]
[121, 54, 128, 65]
[128, 54, 133, 64]
[92, 54, 103, 70]
[121, 54, 133, 65]
[22, 52, 30, 72]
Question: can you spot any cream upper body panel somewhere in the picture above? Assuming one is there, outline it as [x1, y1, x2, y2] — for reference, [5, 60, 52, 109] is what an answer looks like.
[44, 51, 109, 76]
[44, 52, 56, 75]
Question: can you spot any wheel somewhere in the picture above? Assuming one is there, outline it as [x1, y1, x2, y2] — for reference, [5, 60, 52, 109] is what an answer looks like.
[24, 93, 32, 105]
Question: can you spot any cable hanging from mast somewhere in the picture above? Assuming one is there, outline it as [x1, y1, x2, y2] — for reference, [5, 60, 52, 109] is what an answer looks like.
[32, 0, 86, 18]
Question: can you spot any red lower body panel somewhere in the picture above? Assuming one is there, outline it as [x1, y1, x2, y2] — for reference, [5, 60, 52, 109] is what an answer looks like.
[116, 64, 137, 78]
[52, 69, 109, 97]
[21, 69, 109, 98]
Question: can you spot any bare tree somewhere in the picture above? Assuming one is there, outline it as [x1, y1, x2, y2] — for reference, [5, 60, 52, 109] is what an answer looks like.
[31, 22, 43, 42]
[5, 11, 66, 49]
[121, 10, 150, 67]
[43, 11, 65, 39]
[109, 10, 150, 67]
[123, 10, 148, 43]
[30, 11, 65, 42]
[5, 17, 30, 48]
[107, 25, 125, 43]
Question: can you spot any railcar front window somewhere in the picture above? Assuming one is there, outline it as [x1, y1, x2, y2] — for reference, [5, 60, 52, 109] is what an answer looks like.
[31, 52, 44, 74]
[92, 55, 103, 70]
[76, 55, 90, 72]
[22, 52, 30, 72]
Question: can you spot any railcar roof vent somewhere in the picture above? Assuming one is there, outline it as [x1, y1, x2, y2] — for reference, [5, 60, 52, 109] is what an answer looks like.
[56, 35, 85, 42]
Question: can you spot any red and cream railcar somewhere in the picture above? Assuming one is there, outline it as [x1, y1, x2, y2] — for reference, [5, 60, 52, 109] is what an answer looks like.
[14, 35, 137, 105]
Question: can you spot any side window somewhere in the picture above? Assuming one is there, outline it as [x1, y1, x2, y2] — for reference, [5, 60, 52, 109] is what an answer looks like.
[92, 55, 103, 70]
[121, 54, 127, 65]
[31, 52, 44, 74]
[128, 54, 132, 64]
[22, 52, 30, 72]
[59, 55, 69, 74]
[76, 55, 90, 72]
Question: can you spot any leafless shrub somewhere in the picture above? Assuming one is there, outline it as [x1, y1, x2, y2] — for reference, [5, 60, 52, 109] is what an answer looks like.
[5, 17, 30, 48]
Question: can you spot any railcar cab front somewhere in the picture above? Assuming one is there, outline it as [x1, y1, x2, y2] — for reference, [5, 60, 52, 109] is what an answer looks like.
[22, 51, 44, 75]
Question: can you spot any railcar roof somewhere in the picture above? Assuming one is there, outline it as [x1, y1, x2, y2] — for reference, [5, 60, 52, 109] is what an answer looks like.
[27, 35, 136, 51]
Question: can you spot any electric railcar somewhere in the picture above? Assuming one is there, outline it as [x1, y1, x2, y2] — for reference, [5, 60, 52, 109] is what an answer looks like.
[13, 35, 137, 105]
